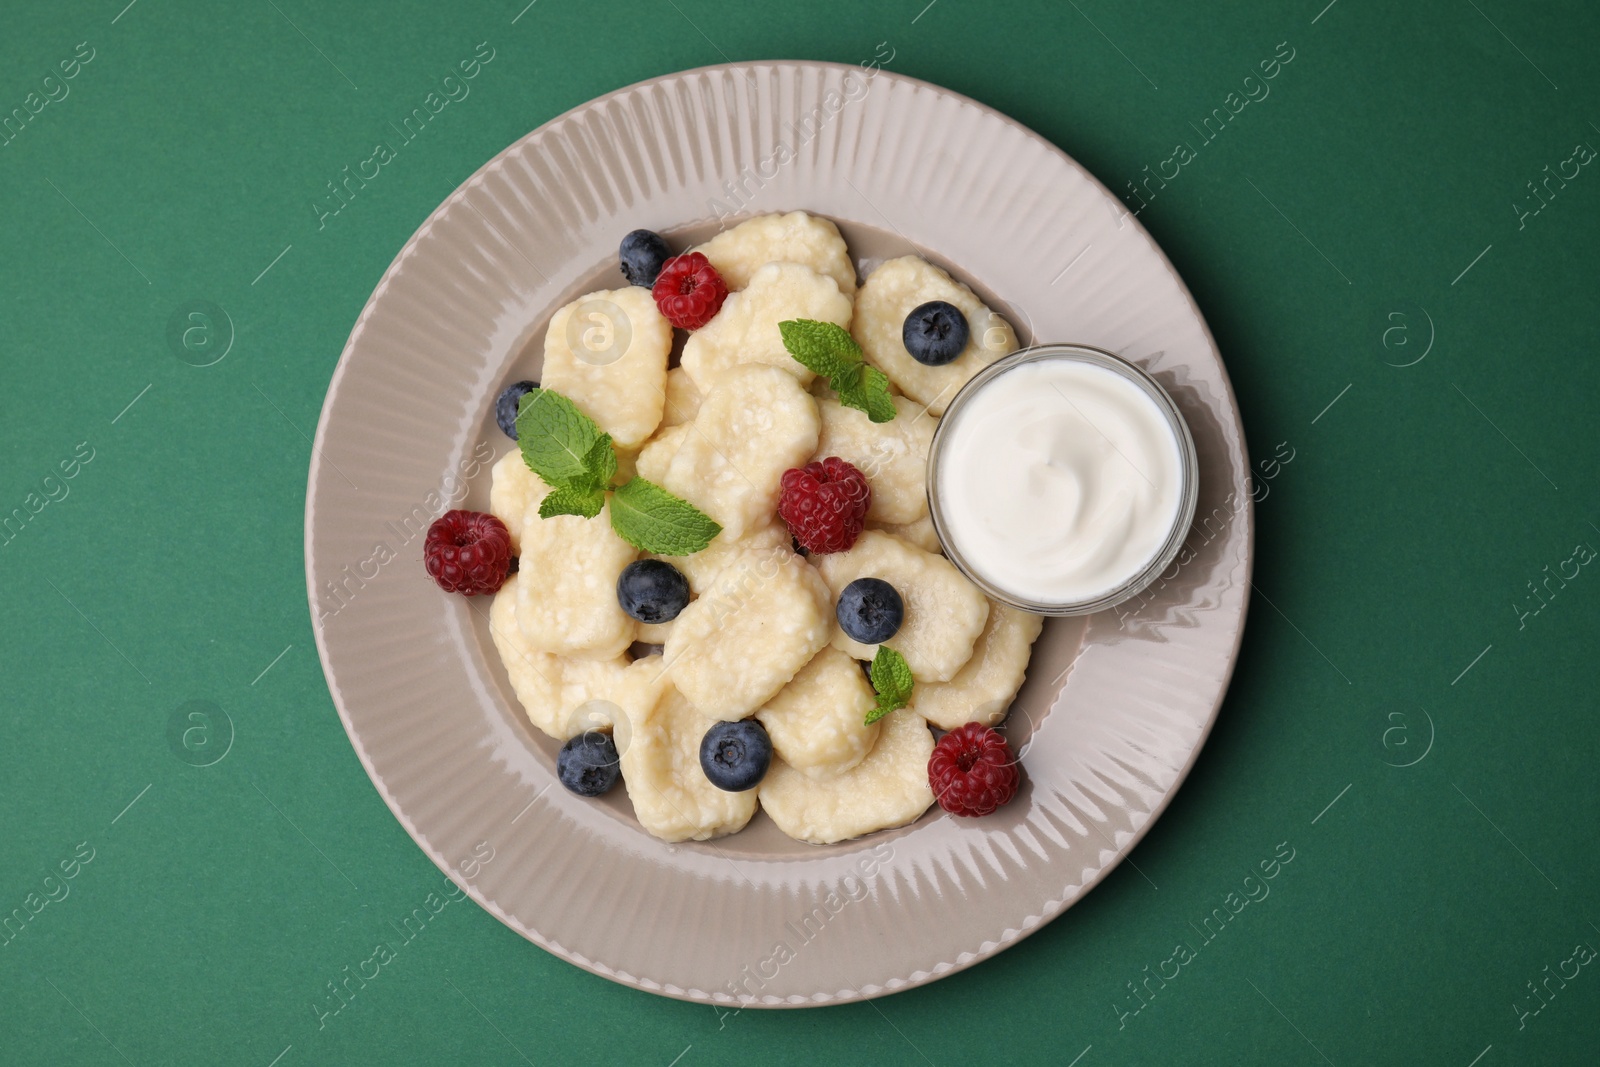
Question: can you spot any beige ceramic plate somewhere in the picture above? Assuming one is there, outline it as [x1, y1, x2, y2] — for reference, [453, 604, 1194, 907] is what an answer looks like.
[306, 61, 1252, 1006]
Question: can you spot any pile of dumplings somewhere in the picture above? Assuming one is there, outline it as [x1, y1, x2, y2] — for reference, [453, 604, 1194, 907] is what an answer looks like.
[487, 212, 1043, 844]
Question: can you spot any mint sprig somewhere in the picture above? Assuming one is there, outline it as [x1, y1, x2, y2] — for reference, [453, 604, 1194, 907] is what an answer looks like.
[515, 387, 720, 554]
[864, 646, 914, 725]
[538, 484, 605, 519]
[610, 477, 722, 554]
[779, 319, 897, 423]
[581, 434, 617, 491]
[516, 388, 613, 488]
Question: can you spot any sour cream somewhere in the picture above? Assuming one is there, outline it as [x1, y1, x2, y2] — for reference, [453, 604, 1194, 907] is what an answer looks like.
[929, 348, 1193, 612]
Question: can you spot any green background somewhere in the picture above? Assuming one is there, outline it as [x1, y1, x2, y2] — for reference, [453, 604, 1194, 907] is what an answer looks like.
[3, 0, 1597, 1063]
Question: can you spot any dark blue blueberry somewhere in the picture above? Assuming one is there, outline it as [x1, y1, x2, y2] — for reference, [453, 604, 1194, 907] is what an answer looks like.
[699, 719, 772, 792]
[836, 577, 904, 644]
[619, 229, 672, 288]
[901, 300, 970, 366]
[616, 559, 691, 624]
[557, 731, 621, 797]
[495, 380, 538, 440]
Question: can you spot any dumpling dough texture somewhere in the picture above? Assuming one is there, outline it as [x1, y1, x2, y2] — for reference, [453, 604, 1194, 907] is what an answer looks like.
[911, 600, 1044, 730]
[660, 367, 702, 427]
[634, 423, 689, 485]
[852, 256, 1017, 415]
[652, 521, 789, 596]
[756, 646, 881, 781]
[489, 574, 631, 739]
[660, 364, 819, 541]
[488, 450, 547, 552]
[633, 522, 790, 648]
[759, 708, 935, 844]
[867, 514, 942, 555]
[619, 682, 758, 842]
[515, 490, 637, 660]
[680, 262, 852, 391]
[812, 396, 935, 524]
[540, 286, 672, 448]
[814, 531, 989, 683]
[660, 545, 832, 720]
[693, 211, 857, 298]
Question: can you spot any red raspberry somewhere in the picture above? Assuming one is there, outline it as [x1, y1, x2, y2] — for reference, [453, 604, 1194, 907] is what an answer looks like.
[651, 252, 728, 329]
[778, 457, 871, 555]
[424, 510, 513, 596]
[928, 723, 1020, 817]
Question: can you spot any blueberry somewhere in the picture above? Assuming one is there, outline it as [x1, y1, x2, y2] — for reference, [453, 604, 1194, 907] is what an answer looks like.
[557, 731, 621, 797]
[495, 380, 538, 440]
[699, 720, 772, 792]
[616, 559, 691, 624]
[619, 229, 672, 288]
[836, 577, 904, 644]
[901, 300, 970, 366]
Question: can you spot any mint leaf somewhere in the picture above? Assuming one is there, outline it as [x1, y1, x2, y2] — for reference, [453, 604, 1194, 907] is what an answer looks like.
[779, 319, 897, 424]
[864, 646, 914, 725]
[516, 388, 610, 489]
[539, 485, 605, 519]
[851, 365, 898, 424]
[608, 477, 722, 554]
[582, 434, 618, 489]
[779, 319, 859, 380]
[513, 387, 716, 552]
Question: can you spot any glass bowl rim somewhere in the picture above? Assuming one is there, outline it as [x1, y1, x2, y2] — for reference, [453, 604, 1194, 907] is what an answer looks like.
[924, 343, 1201, 617]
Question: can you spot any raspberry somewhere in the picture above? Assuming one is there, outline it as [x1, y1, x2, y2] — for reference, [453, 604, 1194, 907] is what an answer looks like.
[778, 457, 871, 555]
[928, 723, 1020, 817]
[651, 252, 728, 329]
[424, 510, 513, 596]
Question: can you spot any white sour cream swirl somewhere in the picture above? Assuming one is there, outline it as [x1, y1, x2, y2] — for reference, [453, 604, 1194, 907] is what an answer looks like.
[936, 358, 1183, 605]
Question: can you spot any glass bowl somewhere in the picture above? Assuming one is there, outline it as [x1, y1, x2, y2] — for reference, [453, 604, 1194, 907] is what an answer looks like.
[925, 343, 1199, 616]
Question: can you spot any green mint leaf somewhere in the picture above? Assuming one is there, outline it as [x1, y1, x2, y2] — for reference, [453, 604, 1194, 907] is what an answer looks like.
[863, 694, 899, 726]
[864, 646, 914, 724]
[847, 365, 898, 424]
[608, 477, 722, 554]
[860, 365, 897, 423]
[779, 319, 858, 381]
[583, 434, 618, 489]
[538, 485, 606, 520]
[516, 388, 610, 489]
[827, 360, 863, 397]
[780, 319, 897, 424]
